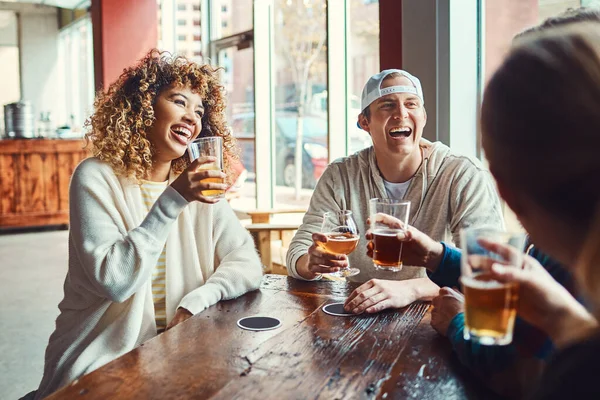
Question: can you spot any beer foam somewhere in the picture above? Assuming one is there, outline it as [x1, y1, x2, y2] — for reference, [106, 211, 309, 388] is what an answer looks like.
[373, 229, 401, 237]
[461, 275, 508, 289]
[325, 233, 359, 242]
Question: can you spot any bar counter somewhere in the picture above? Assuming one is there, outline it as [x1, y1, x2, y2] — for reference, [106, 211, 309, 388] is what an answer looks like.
[0, 138, 87, 229]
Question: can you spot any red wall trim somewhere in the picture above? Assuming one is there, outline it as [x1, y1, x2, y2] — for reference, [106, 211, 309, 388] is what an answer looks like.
[91, 0, 158, 91]
[379, 0, 403, 70]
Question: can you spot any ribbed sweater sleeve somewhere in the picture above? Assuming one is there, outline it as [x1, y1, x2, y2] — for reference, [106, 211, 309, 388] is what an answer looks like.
[69, 159, 188, 302]
[448, 162, 505, 246]
[178, 200, 263, 314]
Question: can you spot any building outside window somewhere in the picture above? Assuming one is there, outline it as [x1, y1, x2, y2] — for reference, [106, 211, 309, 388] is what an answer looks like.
[157, 0, 203, 63]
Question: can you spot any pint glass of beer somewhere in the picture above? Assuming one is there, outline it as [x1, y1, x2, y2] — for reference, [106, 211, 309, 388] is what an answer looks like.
[317, 210, 360, 277]
[188, 136, 225, 199]
[369, 199, 411, 272]
[460, 229, 526, 345]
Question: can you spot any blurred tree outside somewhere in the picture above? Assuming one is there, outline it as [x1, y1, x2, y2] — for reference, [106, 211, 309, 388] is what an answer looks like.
[276, 0, 327, 199]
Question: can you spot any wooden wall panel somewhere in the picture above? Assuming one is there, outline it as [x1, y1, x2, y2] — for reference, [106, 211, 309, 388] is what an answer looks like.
[0, 139, 88, 229]
[43, 152, 60, 213]
[26, 153, 46, 212]
[0, 154, 16, 215]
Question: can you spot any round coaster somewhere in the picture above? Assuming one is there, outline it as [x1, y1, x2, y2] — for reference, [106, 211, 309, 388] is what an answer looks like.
[237, 316, 282, 331]
[322, 302, 355, 317]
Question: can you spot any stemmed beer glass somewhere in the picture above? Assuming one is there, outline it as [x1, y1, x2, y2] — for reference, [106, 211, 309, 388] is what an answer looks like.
[317, 210, 360, 278]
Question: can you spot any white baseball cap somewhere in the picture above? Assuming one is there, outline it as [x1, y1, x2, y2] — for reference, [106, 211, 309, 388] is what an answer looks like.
[359, 69, 424, 113]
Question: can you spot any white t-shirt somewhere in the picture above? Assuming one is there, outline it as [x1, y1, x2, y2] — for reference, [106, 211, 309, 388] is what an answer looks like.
[383, 178, 412, 200]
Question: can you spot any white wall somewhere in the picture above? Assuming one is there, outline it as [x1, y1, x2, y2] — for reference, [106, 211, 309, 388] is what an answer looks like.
[20, 9, 63, 133]
[0, 11, 20, 136]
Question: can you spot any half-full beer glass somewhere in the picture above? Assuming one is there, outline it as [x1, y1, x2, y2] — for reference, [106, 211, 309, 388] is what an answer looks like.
[460, 228, 526, 345]
[369, 199, 411, 272]
[188, 136, 224, 199]
[317, 210, 360, 277]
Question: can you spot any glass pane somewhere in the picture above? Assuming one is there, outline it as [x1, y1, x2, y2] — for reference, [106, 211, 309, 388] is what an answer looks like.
[157, 0, 203, 61]
[211, 0, 253, 40]
[273, 0, 328, 208]
[483, 1, 596, 85]
[220, 45, 257, 209]
[348, 0, 379, 154]
[57, 17, 94, 137]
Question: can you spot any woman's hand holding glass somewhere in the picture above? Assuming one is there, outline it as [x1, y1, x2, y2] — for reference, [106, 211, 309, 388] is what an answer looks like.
[482, 240, 598, 349]
[171, 156, 228, 204]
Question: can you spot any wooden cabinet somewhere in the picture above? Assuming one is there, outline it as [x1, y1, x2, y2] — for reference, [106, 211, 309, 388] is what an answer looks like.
[0, 139, 88, 228]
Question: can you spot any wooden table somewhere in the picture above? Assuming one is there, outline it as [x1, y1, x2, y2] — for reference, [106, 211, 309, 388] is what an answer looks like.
[47, 275, 490, 399]
[235, 208, 307, 224]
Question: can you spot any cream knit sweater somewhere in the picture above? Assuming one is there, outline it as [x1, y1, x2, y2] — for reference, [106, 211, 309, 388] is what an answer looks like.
[35, 158, 263, 399]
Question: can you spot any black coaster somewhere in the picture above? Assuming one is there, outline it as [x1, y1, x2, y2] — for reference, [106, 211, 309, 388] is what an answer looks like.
[237, 316, 282, 331]
[322, 302, 355, 316]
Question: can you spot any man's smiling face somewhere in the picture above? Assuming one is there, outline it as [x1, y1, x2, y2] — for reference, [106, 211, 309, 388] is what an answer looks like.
[359, 75, 427, 159]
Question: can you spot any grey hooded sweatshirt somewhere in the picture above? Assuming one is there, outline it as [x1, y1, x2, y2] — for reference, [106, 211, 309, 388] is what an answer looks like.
[286, 139, 504, 283]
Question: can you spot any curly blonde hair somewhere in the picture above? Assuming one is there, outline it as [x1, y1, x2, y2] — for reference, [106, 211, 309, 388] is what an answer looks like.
[85, 49, 238, 181]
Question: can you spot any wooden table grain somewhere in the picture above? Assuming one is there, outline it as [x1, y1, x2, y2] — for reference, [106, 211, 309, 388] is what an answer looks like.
[46, 275, 491, 399]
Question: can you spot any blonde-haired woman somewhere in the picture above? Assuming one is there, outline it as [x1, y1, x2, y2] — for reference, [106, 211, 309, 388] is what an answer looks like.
[33, 50, 262, 399]
[480, 24, 600, 398]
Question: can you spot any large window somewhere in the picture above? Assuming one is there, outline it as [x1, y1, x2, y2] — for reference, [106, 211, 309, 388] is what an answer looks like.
[348, 0, 378, 154]
[158, 0, 203, 61]
[480, 0, 599, 231]
[273, 0, 328, 208]
[484, 0, 600, 86]
[158, 1, 380, 210]
[57, 16, 94, 135]
[210, 0, 256, 208]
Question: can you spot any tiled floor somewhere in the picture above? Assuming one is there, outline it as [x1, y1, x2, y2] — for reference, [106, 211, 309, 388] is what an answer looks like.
[0, 229, 68, 399]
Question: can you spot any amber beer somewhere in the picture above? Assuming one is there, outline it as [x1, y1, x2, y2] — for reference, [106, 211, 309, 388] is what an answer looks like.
[197, 163, 225, 198]
[462, 272, 519, 345]
[372, 229, 403, 270]
[319, 232, 360, 255]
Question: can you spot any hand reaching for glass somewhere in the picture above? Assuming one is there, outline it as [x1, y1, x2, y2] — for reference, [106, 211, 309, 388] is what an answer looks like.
[365, 213, 444, 270]
[481, 240, 598, 349]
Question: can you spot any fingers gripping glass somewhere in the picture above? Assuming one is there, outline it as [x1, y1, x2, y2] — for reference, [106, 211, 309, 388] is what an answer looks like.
[318, 210, 360, 278]
[187, 136, 225, 199]
[369, 199, 411, 272]
[460, 228, 526, 346]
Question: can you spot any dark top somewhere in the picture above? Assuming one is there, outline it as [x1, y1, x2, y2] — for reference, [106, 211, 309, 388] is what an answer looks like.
[532, 334, 600, 400]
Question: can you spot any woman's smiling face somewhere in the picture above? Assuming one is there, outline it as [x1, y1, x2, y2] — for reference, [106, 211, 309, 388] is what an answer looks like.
[147, 84, 204, 163]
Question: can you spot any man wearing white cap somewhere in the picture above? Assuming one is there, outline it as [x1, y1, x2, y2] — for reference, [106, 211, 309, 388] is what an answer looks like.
[286, 69, 504, 313]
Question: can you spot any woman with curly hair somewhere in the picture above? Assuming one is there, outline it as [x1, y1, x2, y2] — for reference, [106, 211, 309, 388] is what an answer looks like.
[33, 50, 263, 399]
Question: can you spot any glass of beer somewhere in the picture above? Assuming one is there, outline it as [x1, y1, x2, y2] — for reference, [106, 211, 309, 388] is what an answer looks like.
[187, 136, 225, 199]
[317, 210, 360, 277]
[460, 228, 526, 345]
[369, 198, 411, 271]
